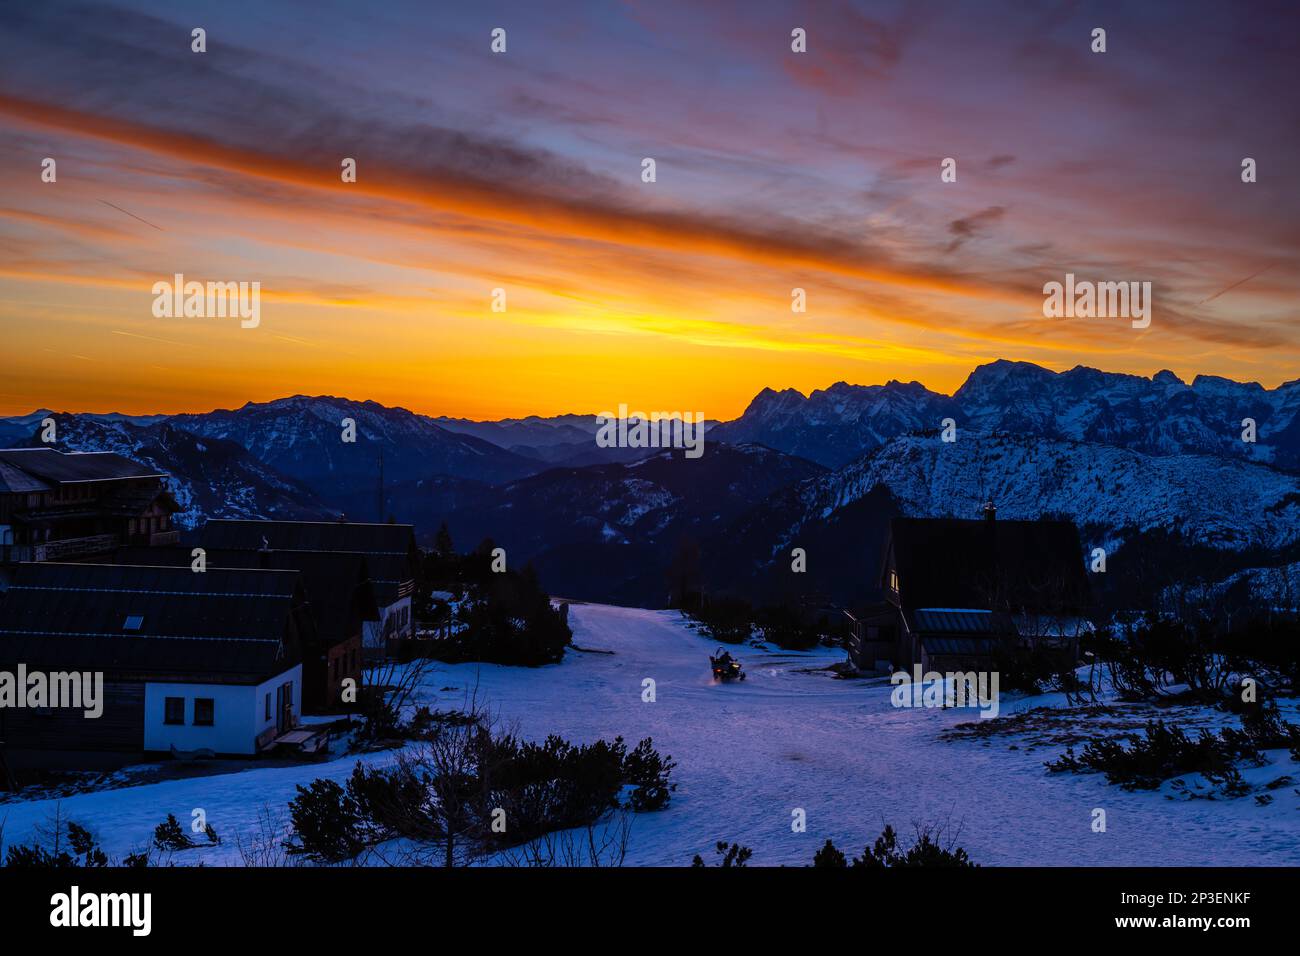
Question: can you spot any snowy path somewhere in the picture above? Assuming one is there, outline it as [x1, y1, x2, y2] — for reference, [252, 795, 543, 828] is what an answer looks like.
[2, 602, 1297, 865]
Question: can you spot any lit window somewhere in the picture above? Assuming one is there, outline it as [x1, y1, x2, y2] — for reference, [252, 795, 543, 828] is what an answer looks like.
[889, 570, 899, 593]
[123, 615, 144, 631]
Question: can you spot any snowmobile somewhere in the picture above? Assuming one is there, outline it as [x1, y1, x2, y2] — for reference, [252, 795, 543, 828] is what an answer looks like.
[710, 647, 745, 681]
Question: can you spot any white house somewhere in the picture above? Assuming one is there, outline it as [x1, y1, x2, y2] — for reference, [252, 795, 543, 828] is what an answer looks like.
[143, 665, 302, 755]
[0, 562, 315, 763]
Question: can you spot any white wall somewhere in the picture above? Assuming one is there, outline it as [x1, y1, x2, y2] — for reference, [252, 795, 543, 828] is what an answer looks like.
[143, 664, 302, 755]
[363, 596, 413, 649]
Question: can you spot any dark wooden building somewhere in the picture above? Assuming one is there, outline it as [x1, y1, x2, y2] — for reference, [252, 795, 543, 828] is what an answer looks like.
[847, 507, 1092, 673]
[0, 562, 311, 769]
[0, 448, 180, 566]
[200, 519, 419, 658]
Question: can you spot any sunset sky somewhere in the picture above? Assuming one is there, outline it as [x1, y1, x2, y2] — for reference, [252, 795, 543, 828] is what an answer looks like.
[1, 0, 1297, 420]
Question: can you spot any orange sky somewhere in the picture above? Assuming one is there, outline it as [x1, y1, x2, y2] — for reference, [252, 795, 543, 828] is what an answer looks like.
[1, 1, 1297, 420]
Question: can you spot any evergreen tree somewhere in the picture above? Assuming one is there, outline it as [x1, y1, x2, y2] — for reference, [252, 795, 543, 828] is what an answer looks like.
[434, 521, 454, 556]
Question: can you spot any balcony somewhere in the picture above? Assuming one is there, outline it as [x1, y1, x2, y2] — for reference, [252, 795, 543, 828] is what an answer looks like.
[31, 533, 120, 562]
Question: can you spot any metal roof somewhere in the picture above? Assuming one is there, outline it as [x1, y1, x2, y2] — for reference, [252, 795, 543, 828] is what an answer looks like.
[0, 458, 52, 493]
[0, 562, 304, 680]
[913, 608, 996, 634]
[201, 518, 415, 555]
[0, 448, 165, 484]
[113, 546, 381, 643]
[920, 636, 1002, 657]
[199, 520, 416, 606]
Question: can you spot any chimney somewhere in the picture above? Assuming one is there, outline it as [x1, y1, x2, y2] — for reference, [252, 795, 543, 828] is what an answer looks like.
[982, 500, 996, 522]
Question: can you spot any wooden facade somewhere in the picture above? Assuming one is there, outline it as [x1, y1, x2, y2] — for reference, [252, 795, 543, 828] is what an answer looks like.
[0, 448, 179, 566]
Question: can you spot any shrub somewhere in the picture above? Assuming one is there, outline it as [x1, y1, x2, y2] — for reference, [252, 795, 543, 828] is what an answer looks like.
[689, 596, 755, 644]
[755, 605, 823, 651]
[692, 841, 752, 867]
[153, 813, 196, 851]
[285, 778, 366, 863]
[622, 737, 677, 812]
[812, 839, 847, 867]
[287, 732, 677, 863]
[991, 643, 1078, 696]
[1045, 711, 1300, 792]
[4, 819, 109, 868]
[848, 824, 976, 868]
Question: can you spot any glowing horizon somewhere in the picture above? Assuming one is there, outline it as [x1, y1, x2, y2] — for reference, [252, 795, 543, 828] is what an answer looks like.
[2, 1, 1297, 421]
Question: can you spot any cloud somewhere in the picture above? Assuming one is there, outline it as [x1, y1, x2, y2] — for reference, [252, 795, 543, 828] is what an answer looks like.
[946, 206, 1006, 254]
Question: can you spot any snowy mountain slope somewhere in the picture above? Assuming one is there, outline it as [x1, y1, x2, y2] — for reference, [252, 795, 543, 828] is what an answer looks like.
[434, 412, 717, 467]
[16, 414, 330, 529]
[169, 395, 538, 501]
[709, 360, 1300, 470]
[793, 432, 1300, 554]
[0, 409, 168, 447]
[433, 413, 599, 451]
[709, 379, 960, 468]
[687, 430, 1300, 608]
[955, 360, 1294, 466]
[1162, 559, 1300, 612]
[2, 603, 1296, 867]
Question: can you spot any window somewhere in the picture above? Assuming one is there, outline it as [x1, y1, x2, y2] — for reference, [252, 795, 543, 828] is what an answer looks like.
[264, 693, 271, 720]
[193, 698, 214, 726]
[889, 569, 899, 593]
[164, 697, 185, 725]
[123, 614, 144, 631]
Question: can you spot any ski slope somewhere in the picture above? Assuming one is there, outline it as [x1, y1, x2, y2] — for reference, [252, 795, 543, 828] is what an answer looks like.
[2, 603, 1297, 866]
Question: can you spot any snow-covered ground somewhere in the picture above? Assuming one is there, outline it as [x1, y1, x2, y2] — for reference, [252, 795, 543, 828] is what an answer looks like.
[3, 602, 1298, 866]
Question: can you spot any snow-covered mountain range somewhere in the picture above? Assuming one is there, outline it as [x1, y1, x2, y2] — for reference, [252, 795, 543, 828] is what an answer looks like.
[715, 359, 1300, 470]
[794, 432, 1300, 553]
[168, 396, 539, 500]
[6, 359, 1300, 607]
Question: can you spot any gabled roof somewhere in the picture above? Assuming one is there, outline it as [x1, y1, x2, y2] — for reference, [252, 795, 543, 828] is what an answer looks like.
[0, 448, 165, 484]
[884, 517, 1090, 613]
[113, 546, 381, 645]
[0, 562, 304, 680]
[913, 608, 997, 634]
[200, 519, 414, 556]
[199, 520, 416, 606]
[0, 459, 52, 494]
